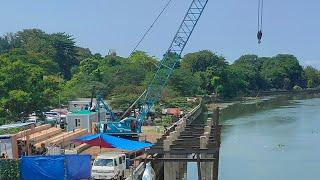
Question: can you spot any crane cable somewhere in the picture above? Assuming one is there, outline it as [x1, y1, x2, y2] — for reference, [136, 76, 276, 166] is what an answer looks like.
[257, 0, 264, 44]
[131, 0, 173, 54]
[122, 0, 174, 118]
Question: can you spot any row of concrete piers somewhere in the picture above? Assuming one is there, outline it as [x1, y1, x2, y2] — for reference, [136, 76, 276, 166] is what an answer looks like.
[143, 101, 221, 180]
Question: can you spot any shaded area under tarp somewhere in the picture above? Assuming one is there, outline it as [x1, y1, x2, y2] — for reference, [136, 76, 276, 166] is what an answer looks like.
[20, 154, 91, 180]
[74, 133, 153, 151]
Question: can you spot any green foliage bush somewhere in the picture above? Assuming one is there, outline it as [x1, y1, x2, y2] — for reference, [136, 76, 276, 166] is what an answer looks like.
[0, 160, 20, 180]
[160, 115, 173, 127]
[0, 127, 22, 135]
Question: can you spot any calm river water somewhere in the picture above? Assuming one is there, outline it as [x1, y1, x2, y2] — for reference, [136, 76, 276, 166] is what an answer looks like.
[219, 94, 320, 180]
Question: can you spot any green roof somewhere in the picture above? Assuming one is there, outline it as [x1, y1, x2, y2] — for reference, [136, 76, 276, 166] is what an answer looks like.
[70, 110, 95, 115]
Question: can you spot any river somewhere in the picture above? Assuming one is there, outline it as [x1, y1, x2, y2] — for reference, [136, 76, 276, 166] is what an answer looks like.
[219, 94, 320, 180]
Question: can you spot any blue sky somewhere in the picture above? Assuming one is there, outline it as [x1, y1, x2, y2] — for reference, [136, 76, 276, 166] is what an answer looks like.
[0, 0, 319, 67]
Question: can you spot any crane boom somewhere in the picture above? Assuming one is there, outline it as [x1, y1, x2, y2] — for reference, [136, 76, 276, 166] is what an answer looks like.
[101, 0, 209, 137]
[168, 0, 209, 55]
[135, 0, 209, 131]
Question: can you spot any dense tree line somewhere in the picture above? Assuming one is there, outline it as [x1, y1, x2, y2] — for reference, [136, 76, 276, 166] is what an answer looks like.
[1, 29, 320, 124]
[0, 29, 89, 124]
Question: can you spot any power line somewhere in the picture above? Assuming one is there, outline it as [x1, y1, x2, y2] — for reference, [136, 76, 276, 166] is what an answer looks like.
[131, 0, 174, 54]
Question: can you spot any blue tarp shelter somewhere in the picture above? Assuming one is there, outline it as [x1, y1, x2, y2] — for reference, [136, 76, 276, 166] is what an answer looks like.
[20, 154, 91, 180]
[74, 133, 153, 151]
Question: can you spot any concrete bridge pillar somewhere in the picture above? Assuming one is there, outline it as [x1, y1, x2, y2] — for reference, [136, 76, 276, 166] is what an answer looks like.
[164, 139, 172, 180]
[200, 136, 209, 180]
[204, 132, 210, 140]
[176, 126, 182, 136]
[212, 107, 220, 127]
[204, 126, 211, 134]
[207, 117, 213, 127]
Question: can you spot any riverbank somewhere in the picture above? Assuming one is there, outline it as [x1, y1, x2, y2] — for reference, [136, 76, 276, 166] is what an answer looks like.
[207, 90, 320, 121]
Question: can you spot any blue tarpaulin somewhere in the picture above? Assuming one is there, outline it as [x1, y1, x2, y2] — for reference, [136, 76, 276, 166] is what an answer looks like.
[66, 154, 91, 180]
[21, 155, 65, 180]
[74, 133, 153, 151]
[20, 154, 91, 180]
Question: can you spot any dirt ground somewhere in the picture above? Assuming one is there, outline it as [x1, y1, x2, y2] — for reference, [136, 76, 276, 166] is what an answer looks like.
[81, 146, 128, 159]
[140, 126, 164, 143]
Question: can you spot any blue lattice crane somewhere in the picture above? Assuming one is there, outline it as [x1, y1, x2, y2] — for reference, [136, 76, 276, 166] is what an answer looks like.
[100, 0, 209, 138]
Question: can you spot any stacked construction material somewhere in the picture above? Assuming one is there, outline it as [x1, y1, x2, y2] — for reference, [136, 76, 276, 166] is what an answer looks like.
[15, 124, 51, 139]
[34, 128, 88, 148]
[18, 127, 62, 143]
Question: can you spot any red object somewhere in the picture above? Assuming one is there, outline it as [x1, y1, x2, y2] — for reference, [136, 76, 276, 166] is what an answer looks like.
[51, 108, 68, 115]
[167, 108, 181, 117]
[74, 137, 113, 148]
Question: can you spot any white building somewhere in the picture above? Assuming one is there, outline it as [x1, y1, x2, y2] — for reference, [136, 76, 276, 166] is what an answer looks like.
[0, 134, 13, 159]
[68, 100, 94, 112]
[66, 110, 106, 133]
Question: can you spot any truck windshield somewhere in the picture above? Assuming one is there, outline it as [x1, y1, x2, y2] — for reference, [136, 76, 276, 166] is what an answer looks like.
[94, 159, 113, 167]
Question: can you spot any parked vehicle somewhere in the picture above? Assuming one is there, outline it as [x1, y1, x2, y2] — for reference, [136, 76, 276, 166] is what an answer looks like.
[44, 112, 60, 124]
[26, 116, 38, 124]
[91, 153, 126, 180]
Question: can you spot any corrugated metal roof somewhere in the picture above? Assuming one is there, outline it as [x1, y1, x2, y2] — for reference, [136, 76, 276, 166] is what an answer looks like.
[0, 122, 35, 130]
[0, 134, 13, 138]
[70, 110, 95, 115]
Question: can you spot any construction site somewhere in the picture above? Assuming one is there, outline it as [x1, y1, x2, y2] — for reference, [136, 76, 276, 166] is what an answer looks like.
[1, 0, 224, 179]
[2, 0, 320, 179]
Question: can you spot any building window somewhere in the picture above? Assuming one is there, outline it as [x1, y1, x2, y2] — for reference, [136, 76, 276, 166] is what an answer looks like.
[75, 118, 81, 127]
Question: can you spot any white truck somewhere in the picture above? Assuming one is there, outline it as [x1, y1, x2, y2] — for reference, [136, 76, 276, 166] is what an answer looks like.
[91, 153, 126, 180]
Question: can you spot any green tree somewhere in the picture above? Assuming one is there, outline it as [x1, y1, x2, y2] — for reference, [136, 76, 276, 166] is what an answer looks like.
[0, 37, 10, 54]
[16, 29, 55, 56]
[50, 33, 78, 79]
[0, 33, 20, 54]
[0, 53, 58, 121]
[231, 55, 267, 91]
[208, 67, 246, 97]
[260, 54, 305, 90]
[15, 29, 81, 79]
[181, 50, 229, 95]
[128, 51, 158, 71]
[210, 76, 222, 95]
[304, 66, 320, 88]
[75, 47, 93, 62]
[170, 69, 200, 96]
[181, 50, 227, 73]
[1, 90, 32, 120]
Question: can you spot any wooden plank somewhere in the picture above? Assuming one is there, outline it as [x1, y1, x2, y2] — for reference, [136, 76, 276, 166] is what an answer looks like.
[18, 127, 62, 143]
[15, 124, 51, 139]
[50, 129, 88, 145]
[34, 129, 88, 147]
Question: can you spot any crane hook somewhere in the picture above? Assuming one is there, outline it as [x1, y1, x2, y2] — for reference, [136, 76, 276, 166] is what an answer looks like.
[257, 0, 264, 44]
[257, 30, 262, 44]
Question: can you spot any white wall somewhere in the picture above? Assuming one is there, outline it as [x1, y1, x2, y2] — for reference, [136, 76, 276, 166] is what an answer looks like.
[67, 114, 89, 132]
[0, 136, 13, 158]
